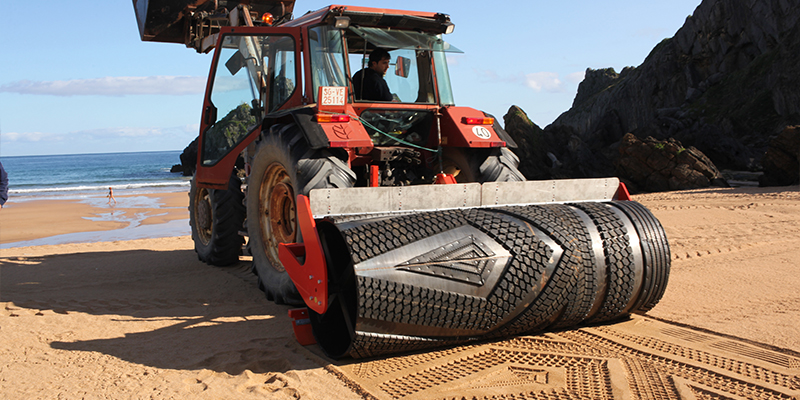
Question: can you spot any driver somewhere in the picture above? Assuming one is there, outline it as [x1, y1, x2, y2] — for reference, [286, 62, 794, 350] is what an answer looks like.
[352, 48, 393, 102]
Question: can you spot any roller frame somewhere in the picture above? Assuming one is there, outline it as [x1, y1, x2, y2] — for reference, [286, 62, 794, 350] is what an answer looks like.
[280, 180, 633, 316]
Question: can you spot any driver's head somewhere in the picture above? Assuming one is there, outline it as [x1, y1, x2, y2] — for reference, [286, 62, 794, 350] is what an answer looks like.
[368, 48, 391, 75]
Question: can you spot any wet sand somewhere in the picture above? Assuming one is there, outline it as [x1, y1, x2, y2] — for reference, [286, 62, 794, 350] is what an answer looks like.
[0, 191, 190, 247]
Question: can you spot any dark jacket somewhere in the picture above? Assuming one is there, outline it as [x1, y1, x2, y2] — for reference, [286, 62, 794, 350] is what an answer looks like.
[0, 162, 8, 206]
[352, 68, 393, 102]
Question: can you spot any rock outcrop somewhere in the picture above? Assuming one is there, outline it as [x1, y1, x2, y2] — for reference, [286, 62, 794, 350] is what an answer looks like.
[502, 106, 551, 180]
[504, 104, 728, 192]
[760, 125, 800, 186]
[177, 137, 198, 176]
[504, 106, 621, 180]
[616, 133, 727, 192]
[543, 0, 800, 182]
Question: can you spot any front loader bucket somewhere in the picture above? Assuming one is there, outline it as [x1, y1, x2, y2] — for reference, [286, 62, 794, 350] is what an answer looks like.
[290, 179, 670, 359]
[133, 0, 211, 43]
[133, 0, 296, 44]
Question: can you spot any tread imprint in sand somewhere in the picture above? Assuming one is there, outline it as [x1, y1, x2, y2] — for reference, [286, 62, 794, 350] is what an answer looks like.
[329, 317, 800, 400]
[591, 326, 799, 388]
[562, 329, 797, 399]
[379, 349, 614, 400]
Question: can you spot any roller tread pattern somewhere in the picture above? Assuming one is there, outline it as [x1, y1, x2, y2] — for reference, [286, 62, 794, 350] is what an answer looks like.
[350, 332, 466, 359]
[572, 202, 636, 323]
[542, 205, 600, 328]
[358, 276, 491, 332]
[341, 210, 467, 265]
[476, 205, 595, 339]
[320, 201, 670, 359]
[462, 209, 553, 331]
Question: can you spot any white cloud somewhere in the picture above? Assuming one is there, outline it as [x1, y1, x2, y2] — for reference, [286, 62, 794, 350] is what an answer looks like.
[524, 72, 564, 93]
[2, 131, 66, 142]
[3, 125, 198, 143]
[0, 76, 206, 96]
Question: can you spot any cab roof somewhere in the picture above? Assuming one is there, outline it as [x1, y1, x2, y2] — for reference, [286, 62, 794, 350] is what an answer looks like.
[284, 5, 452, 34]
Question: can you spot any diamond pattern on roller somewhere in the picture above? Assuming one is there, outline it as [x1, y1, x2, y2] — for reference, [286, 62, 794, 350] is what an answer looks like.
[398, 235, 496, 286]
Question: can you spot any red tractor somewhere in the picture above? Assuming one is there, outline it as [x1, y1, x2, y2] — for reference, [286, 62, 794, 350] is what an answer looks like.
[135, 0, 670, 359]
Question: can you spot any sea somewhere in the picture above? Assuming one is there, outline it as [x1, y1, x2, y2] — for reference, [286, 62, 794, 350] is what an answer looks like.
[1, 150, 190, 201]
[0, 151, 192, 249]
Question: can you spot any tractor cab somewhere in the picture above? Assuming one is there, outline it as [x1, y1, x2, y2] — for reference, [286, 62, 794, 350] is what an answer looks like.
[196, 6, 472, 188]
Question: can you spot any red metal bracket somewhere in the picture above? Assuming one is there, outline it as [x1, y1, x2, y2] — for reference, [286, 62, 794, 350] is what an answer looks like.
[278, 195, 328, 314]
[434, 173, 457, 184]
[288, 308, 317, 346]
[614, 182, 632, 201]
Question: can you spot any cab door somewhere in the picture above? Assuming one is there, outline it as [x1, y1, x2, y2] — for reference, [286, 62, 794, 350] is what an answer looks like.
[196, 26, 302, 189]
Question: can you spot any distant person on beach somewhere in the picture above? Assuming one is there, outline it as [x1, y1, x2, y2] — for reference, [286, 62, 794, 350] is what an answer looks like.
[107, 187, 116, 206]
[0, 161, 8, 209]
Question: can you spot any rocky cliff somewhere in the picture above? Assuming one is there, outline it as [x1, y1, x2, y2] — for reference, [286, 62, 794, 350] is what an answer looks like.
[534, 0, 800, 183]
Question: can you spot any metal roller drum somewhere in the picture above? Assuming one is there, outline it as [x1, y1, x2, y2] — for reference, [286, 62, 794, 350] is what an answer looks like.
[309, 200, 670, 359]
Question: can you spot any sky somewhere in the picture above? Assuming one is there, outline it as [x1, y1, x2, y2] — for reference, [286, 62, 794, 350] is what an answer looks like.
[0, 0, 702, 157]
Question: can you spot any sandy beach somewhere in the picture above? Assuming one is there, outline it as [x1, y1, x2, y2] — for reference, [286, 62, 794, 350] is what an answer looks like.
[1, 186, 799, 399]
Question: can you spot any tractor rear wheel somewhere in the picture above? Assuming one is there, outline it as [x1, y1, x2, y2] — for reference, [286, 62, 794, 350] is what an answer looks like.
[246, 123, 355, 305]
[189, 173, 245, 266]
[443, 147, 525, 183]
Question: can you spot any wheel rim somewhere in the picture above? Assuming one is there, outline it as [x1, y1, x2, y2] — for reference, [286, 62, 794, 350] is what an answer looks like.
[259, 162, 296, 272]
[194, 187, 212, 245]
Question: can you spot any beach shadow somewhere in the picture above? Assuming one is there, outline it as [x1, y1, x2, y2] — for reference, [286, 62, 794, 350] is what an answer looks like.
[1, 248, 257, 318]
[49, 315, 308, 374]
[1, 248, 321, 375]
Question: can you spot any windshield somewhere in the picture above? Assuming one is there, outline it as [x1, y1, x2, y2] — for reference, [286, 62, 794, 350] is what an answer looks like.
[308, 25, 459, 105]
[348, 27, 462, 53]
[308, 25, 349, 102]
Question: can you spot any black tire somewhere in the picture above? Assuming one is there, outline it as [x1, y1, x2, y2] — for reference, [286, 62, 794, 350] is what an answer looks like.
[611, 201, 671, 313]
[442, 147, 525, 183]
[189, 172, 245, 266]
[246, 123, 355, 305]
[573, 202, 637, 324]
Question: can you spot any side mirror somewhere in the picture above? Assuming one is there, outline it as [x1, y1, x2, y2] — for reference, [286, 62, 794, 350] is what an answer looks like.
[225, 52, 245, 76]
[395, 56, 411, 78]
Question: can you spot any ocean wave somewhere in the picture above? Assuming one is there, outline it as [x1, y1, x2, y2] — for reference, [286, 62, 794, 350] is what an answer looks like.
[9, 181, 191, 194]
